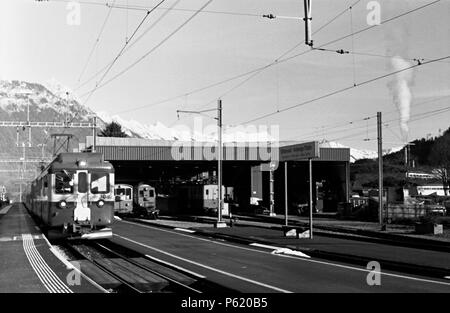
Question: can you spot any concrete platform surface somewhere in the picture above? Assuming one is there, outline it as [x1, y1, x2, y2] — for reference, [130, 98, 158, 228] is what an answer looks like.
[0, 203, 103, 293]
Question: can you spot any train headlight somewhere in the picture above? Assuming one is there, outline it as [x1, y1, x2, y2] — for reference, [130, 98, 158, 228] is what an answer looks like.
[97, 200, 105, 208]
[77, 160, 87, 167]
[59, 200, 67, 209]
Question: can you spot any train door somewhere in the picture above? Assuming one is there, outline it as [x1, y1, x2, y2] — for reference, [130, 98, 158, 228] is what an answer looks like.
[74, 170, 90, 223]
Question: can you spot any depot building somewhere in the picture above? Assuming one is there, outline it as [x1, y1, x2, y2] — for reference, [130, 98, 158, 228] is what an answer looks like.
[78, 137, 350, 216]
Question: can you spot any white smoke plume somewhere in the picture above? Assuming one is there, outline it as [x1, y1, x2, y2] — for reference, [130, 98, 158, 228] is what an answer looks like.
[388, 56, 413, 143]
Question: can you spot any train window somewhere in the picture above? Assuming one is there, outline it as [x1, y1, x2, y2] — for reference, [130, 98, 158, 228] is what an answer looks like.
[150, 190, 154, 197]
[78, 172, 88, 193]
[91, 172, 109, 194]
[55, 171, 74, 194]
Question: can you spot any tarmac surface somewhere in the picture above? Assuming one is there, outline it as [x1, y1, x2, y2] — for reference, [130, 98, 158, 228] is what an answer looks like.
[130, 214, 450, 278]
[113, 218, 450, 292]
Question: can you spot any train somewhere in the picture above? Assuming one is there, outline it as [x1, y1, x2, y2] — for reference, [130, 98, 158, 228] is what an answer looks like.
[0, 185, 9, 207]
[177, 184, 235, 215]
[113, 182, 158, 218]
[114, 184, 133, 214]
[26, 152, 115, 240]
[133, 183, 158, 218]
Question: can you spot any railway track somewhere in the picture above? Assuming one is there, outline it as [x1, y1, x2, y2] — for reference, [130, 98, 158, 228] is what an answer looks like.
[61, 239, 236, 294]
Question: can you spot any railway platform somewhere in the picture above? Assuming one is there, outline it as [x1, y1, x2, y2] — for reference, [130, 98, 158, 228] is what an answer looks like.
[0, 203, 103, 293]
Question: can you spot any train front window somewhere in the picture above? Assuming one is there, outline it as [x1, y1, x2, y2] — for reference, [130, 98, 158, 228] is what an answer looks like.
[78, 172, 88, 193]
[91, 172, 109, 194]
[55, 171, 74, 194]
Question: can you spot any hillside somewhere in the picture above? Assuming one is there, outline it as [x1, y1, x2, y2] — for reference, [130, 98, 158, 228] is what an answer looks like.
[351, 127, 450, 190]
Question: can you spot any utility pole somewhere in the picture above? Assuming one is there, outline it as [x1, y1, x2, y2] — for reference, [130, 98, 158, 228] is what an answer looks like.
[309, 158, 314, 238]
[216, 99, 226, 228]
[176, 100, 227, 228]
[269, 164, 276, 216]
[284, 162, 288, 226]
[92, 116, 97, 153]
[303, 0, 313, 46]
[377, 112, 385, 230]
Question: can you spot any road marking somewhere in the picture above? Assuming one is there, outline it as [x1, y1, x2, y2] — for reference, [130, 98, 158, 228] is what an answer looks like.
[249, 243, 284, 250]
[120, 220, 290, 256]
[120, 220, 450, 287]
[0, 235, 43, 242]
[174, 228, 196, 233]
[114, 234, 292, 293]
[274, 254, 450, 286]
[271, 248, 311, 258]
[22, 234, 72, 293]
[40, 232, 110, 294]
[144, 254, 206, 279]
[35, 226, 40, 231]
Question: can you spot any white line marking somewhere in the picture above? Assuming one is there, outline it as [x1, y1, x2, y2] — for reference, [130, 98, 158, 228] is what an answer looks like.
[144, 254, 206, 279]
[120, 220, 450, 287]
[275, 254, 450, 286]
[271, 248, 311, 258]
[174, 228, 196, 233]
[34, 226, 40, 231]
[115, 234, 292, 293]
[41, 233, 110, 294]
[25, 234, 72, 293]
[120, 220, 285, 256]
[22, 234, 72, 293]
[249, 243, 283, 250]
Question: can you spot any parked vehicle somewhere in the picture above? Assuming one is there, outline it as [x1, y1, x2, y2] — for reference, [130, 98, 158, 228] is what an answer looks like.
[133, 183, 158, 218]
[114, 184, 133, 215]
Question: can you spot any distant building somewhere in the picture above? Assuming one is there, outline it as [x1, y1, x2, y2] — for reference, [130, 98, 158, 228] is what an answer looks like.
[416, 184, 447, 196]
[406, 171, 438, 180]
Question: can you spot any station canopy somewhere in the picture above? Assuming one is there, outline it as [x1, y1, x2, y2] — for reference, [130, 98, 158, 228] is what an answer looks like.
[80, 137, 350, 163]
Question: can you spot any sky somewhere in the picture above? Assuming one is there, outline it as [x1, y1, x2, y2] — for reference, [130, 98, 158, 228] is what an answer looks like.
[0, 0, 449, 151]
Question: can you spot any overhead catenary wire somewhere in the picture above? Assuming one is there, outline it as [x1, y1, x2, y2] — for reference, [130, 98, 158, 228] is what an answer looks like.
[107, 0, 441, 116]
[76, 0, 116, 85]
[283, 94, 450, 141]
[113, 0, 367, 116]
[79, 0, 214, 100]
[313, 105, 450, 144]
[52, 0, 213, 156]
[74, 0, 182, 92]
[238, 55, 450, 125]
[82, 0, 166, 106]
[168, 0, 364, 126]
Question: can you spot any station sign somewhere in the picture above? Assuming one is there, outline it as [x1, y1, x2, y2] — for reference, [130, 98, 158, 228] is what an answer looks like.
[280, 141, 320, 161]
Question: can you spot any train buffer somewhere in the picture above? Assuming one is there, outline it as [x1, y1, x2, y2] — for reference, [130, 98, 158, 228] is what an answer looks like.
[282, 225, 309, 238]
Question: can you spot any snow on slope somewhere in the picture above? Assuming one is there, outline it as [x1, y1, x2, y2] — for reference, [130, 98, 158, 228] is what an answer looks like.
[320, 141, 404, 162]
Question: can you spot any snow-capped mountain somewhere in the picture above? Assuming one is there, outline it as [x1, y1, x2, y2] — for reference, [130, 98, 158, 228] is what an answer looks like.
[97, 112, 278, 142]
[0, 79, 404, 164]
[319, 141, 404, 162]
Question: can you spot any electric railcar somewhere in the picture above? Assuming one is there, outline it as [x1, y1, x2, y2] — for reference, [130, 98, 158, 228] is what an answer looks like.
[114, 184, 133, 214]
[27, 152, 115, 240]
[133, 183, 158, 218]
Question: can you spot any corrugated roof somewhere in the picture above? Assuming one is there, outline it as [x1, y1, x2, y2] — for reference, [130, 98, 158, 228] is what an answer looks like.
[87, 137, 350, 162]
